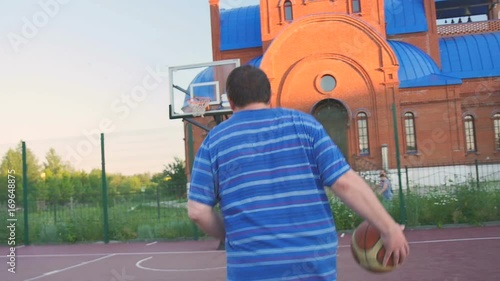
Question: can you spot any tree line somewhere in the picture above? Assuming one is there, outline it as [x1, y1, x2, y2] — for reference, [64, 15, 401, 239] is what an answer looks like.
[0, 142, 187, 207]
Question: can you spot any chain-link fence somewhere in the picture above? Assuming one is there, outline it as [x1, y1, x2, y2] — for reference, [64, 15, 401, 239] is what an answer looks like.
[1, 133, 500, 245]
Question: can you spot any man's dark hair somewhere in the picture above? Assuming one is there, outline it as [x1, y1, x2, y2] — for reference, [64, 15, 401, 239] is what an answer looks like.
[226, 65, 271, 108]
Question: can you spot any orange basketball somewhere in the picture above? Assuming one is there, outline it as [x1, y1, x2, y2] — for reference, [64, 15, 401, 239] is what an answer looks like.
[350, 221, 394, 273]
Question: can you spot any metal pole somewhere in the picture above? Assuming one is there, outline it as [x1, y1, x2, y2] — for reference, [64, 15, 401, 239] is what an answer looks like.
[22, 142, 29, 245]
[101, 133, 109, 244]
[392, 104, 407, 225]
[188, 124, 199, 240]
[157, 185, 161, 221]
[475, 159, 480, 188]
[405, 166, 410, 195]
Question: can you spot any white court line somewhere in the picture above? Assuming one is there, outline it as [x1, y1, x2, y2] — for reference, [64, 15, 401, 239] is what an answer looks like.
[408, 236, 500, 244]
[339, 236, 500, 248]
[2, 236, 498, 258]
[146, 241, 158, 246]
[136, 256, 226, 272]
[23, 254, 115, 281]
[2, 250, 223, 258]
[0, 253, 109, 258]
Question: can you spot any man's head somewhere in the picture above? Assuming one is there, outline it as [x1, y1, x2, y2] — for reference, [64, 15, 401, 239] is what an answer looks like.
[226, 65, 271, 110]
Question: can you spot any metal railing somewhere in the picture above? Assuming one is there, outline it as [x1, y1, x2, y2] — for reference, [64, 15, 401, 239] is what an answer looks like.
[437, 19, 500, 37]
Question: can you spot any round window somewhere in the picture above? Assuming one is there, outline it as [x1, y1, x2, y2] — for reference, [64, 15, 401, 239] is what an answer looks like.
[320, 75, 336, 92]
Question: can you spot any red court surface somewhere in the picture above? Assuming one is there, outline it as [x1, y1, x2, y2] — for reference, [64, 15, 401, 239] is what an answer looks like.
[1, 224, 499, 281]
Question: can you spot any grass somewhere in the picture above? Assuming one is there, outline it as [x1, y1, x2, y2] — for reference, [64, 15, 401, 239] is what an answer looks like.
[1, 182, 499, 245]
[0, 200, 201, 245]
[390, 182, 500, 228]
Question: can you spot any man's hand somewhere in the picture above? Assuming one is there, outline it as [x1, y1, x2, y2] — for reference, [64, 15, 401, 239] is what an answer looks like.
[330, 170, 410, 267]
[187, 200, 225, 240]
[380, 224, 409, 267]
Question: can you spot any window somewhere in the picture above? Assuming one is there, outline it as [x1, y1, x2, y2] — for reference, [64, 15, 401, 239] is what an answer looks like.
[494, 113, 500, 150]
[352, 0, 361, 13]
[404, 112, 417, 153]
[284, 1, 293, 21]
[320, 75, 336, 92]
[464, 115, 477, 152]
[357, 112, 369, 155]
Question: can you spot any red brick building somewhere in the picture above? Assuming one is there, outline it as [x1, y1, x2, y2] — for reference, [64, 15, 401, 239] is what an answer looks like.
[184, 0, 500, 175]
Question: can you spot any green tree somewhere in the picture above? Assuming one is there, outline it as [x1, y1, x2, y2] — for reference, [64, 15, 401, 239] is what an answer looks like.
[74, 170, 95, 203]
[46, 177, 61, 203]
[108, 173, 125, 195]
[37, 148, 75, 203]
[118, 175, 142, 194]
[0, 141, 41, 180]
[43, 148, 72, 176]
[162, 157, 187, 184]
[59, 173, 74, 202]
[70, 173, 85, 202]
[152, 157, 187, 198]
[0, 141, 42, 204]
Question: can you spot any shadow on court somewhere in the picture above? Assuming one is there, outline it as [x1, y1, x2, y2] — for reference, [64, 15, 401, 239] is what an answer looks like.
[1, 225, 499, 281]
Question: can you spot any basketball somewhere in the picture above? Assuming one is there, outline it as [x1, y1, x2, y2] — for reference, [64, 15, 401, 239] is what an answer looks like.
[350, 221, 394, 273]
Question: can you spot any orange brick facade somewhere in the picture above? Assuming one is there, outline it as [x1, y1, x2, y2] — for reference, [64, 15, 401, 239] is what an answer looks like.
[184, 0, 500, 177]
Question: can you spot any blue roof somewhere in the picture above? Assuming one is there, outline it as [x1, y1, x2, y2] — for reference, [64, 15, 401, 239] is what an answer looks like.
[219, 2, 430, 45]
[388, 40, 462, 88]
[220, 5, 262, 51]
[439, 32, 500, 79]
[385, 0, 428, 35]
[246, 55, 263, 67]
[183, 67, 214, 106]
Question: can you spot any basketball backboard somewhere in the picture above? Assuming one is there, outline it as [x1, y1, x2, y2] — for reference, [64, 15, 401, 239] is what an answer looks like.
[168, 59, 240, 119]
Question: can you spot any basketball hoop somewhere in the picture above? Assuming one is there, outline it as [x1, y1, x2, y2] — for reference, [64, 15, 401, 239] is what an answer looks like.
[188, 97, 211, 117]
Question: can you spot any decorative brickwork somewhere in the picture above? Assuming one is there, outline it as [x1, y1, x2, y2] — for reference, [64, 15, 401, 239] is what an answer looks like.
[438, 20, 500, 37]
[189, 1, 500, 173]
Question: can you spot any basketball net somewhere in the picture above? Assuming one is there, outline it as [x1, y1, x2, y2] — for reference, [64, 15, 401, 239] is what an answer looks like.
[188, 97, 211, 117]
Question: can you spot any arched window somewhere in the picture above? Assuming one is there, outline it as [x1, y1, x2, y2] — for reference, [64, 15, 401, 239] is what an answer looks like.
[494, 113, 500, 150]
[404, 112, 417, 153]
[352, 0, 361, 13]
[464, 115, 477, 152]
[357, 112, 369, 155]
[284, 0, 293, 21]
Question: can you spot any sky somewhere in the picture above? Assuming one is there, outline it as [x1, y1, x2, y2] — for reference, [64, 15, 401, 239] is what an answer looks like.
[0, 0, 259, 175]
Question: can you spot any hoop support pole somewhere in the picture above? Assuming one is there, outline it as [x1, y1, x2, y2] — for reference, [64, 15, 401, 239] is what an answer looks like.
[183, 118, 211, 132]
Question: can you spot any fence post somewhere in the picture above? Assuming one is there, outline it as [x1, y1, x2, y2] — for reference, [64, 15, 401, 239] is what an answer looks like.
[475, 159, 480, 188]
[392, 103, 407, 225]
[22, 141, 30, 245]
[156, 185, 161, 221]
[405, 166, 410, 195]
[101, 133, 109, 244]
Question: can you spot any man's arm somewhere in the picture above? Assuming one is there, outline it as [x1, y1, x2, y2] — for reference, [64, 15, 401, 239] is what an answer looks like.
[187, 200, 225, 240]
[330, 170, 409, 266]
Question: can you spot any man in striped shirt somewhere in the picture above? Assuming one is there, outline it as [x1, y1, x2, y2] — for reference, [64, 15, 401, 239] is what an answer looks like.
[188, 65, 409, 280]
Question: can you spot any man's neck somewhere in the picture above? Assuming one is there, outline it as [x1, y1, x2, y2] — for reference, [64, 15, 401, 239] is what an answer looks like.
[233, 102, 270, 113]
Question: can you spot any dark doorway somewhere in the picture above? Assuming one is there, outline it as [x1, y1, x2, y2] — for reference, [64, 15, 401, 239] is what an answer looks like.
[312, 99, 350, 162]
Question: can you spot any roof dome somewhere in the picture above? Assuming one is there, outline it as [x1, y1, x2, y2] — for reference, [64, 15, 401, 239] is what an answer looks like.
[183, 67, 214, 108]
[384, 0, 428, 35]
[439, 32, 500, 79]
[246, 55, 263, 67]
[388, 40, 462, 88]
[220, 5, 262, 51]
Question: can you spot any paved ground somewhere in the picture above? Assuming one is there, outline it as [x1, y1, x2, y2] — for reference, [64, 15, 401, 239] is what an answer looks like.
[1, 225, 499, 281]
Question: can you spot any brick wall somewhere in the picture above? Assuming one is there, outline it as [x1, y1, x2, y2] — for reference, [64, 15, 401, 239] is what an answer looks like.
[186, 0, 500, 174]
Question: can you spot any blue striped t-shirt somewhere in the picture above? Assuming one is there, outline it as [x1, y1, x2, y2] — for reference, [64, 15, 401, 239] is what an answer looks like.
[189, 108, 350, 281]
